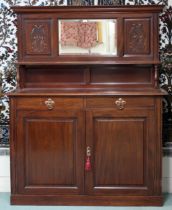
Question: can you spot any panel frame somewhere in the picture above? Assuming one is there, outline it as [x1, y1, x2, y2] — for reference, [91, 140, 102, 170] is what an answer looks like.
[124, 18, 152, 56]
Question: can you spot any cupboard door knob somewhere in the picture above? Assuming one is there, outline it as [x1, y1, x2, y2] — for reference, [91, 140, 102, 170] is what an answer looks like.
[86, 146, 91, 157]
[85, 146, 91, 171]
[115, 98, 126, 110]
[44, 98, 55, 110]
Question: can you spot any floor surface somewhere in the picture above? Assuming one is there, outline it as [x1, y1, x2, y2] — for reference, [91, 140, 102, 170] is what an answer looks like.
[0, 193, 172, 210]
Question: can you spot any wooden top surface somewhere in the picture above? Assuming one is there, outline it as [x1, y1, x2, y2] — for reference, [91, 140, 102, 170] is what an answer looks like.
[16, 61, 161, 66]
[11, 5, 164, 13]
[8, 88, 167, 96]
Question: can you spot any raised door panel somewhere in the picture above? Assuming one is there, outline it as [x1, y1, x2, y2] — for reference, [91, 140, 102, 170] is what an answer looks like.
[16, 110, 85, 195]
[86, 109, 155, 195]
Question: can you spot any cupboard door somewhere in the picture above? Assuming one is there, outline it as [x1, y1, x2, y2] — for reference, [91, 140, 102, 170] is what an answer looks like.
[16, 110, 85, 195]
[85, 109, 155, 195]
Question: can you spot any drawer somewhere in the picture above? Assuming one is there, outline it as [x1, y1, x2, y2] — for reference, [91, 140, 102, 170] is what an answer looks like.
[16, 97, 84, 110]
[86, 96, 154, 109]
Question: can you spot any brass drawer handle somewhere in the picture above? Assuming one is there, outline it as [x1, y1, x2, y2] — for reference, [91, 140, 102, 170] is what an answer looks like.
[44, 98, 55, 110]
[115, 98, 126, 110]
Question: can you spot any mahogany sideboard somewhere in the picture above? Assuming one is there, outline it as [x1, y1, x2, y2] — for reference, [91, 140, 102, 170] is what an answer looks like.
[9, 5, 166, 206]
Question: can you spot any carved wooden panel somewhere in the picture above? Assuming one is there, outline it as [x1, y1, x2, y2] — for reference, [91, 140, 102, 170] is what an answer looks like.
[124, 19, 150, 55]
[23, 20, 52, 55]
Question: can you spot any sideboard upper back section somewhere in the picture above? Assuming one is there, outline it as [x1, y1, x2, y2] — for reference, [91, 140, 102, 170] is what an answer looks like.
[12, 5, 163, 65]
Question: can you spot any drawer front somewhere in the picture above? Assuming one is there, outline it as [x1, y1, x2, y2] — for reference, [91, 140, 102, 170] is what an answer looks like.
[86, 96, 154, 109]
[16, 97, 84, 110]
